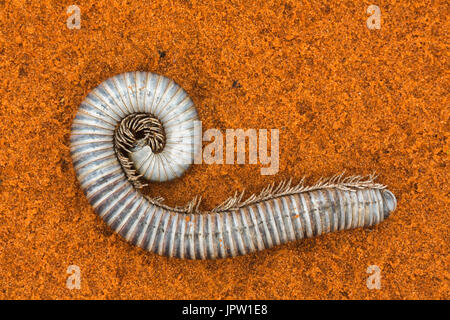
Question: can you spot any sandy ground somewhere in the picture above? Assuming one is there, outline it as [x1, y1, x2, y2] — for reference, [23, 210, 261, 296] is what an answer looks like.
[0, 0, 448, 299]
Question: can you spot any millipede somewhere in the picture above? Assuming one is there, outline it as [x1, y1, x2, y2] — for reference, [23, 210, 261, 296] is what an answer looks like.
[70, 71, 397, 259]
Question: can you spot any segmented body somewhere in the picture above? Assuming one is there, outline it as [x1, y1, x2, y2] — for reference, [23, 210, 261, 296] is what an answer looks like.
[70, 72, 397, 259]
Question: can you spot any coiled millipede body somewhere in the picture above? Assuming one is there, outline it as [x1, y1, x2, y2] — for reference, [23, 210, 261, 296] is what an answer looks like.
[70, 72, 397, 259]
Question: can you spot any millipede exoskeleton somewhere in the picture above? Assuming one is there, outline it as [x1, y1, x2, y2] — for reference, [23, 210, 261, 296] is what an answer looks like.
[70, 71, 397, 259]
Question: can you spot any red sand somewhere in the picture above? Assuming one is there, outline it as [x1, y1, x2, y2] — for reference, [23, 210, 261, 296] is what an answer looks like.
[0, 0, 448, 299]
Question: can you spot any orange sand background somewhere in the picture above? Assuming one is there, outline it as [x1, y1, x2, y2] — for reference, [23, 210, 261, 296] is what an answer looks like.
[0, 0, 448, 299]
